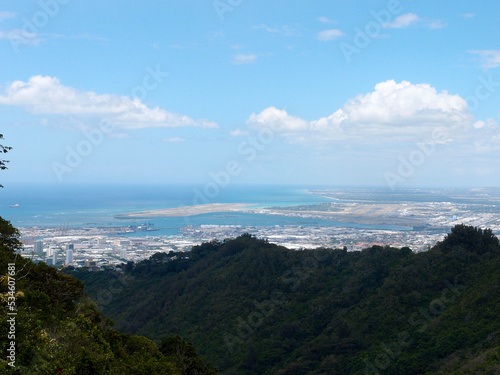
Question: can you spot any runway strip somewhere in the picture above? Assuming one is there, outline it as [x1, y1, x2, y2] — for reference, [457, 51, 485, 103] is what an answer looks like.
[116, 203, 254, 218]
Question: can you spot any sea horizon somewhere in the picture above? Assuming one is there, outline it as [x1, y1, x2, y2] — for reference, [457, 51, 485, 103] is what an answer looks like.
[0, 183, 332, 229]
[2, 183, 497, 238]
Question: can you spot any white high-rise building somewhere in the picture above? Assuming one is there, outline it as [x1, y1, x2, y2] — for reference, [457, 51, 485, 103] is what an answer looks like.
[120, 248, 127, 260]
[52, 249, 58, 265]
[65, 249, 73, 265]
[34, 240, 44, 255]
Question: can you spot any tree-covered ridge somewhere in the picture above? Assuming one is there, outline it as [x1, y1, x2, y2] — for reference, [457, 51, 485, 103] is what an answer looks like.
[0, 217, 218, 374]
[73, 226, 500, 374]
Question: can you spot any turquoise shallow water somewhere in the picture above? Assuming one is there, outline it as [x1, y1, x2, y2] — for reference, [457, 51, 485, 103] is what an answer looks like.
[0, 183, 413, 236]
[0, 183, 328, 226]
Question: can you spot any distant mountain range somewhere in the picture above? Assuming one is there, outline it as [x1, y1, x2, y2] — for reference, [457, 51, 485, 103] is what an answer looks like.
[72, 224, 500, 374]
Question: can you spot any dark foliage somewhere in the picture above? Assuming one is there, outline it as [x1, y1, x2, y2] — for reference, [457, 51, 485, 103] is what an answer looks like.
[0, 134, 12, 188]
[0, 216, 22, 255]
[72, 225, 500, 374]
[0, 217, 218, 374]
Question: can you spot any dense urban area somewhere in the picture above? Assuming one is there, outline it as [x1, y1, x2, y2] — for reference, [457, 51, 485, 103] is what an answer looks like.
[16, 188, 500, 269]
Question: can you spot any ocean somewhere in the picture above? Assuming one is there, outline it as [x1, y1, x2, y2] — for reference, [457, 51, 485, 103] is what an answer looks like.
[0, 183, 327, 231]
[0, 183, 418, 236]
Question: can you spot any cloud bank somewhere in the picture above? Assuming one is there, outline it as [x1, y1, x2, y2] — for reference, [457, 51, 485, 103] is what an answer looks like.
[247, 80, 473, 145]
[0, 75, 218, 129]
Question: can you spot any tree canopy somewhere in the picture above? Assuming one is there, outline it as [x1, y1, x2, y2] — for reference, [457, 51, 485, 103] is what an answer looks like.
[0, 134, 12, 188]
[73, 228, 500, 374]
[0, 218, 218, 374]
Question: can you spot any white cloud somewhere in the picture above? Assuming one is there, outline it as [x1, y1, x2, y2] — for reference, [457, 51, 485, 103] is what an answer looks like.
[0, 75, 218, 129]
[383, 13, 446, 30]
[426, 19, 447, 29]
[469, 50, 500, 70]
[252, 24, 296, 36]
[230, 129, 249, 136]
[473, 118, 497, 129]
[467, 117, 500, 153]
[317, 29, 344, 41]
[317, 16, 334, 24]
[232, 53, 257, 65]
[0, 28, 106, 47]
[0, 11, 16, 22]
[462, 13, 475, 19]
[247, 80, 472, 145]
[162, 137, 186, 143]
[247, 107, 309, 133]
[0, 29, 43, 45]
[383, 13, 420, 29]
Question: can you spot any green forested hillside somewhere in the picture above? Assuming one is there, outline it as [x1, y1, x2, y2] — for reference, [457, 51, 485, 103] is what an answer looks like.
[72, 225, 500, 374]
[0, 217, 217, 374]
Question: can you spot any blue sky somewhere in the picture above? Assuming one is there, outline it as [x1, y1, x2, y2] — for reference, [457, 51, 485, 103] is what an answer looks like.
[0, 0, 499, 189]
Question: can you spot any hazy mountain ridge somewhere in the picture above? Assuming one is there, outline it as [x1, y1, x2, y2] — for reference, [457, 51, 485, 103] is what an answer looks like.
[72, 225, 500, 374]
